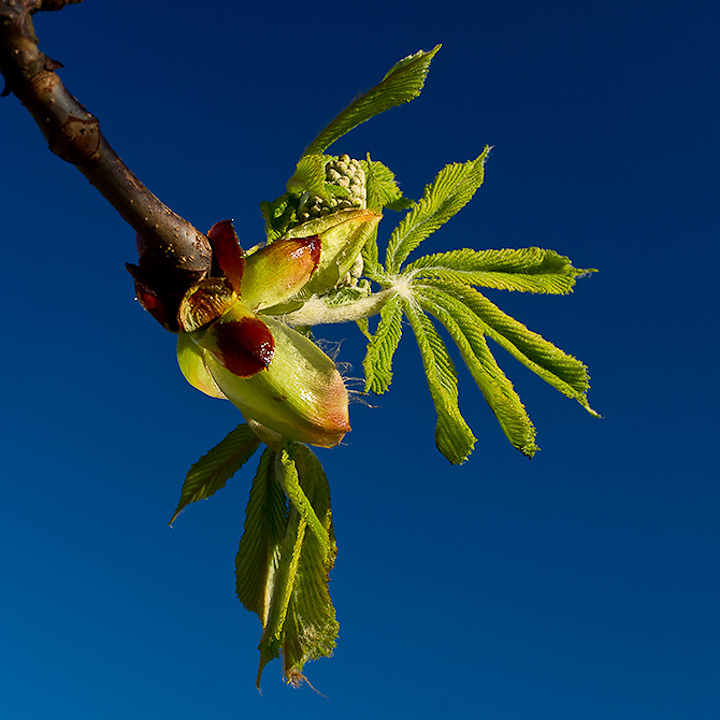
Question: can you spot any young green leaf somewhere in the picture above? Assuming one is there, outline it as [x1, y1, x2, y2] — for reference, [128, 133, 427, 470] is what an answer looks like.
[256, 501, 306, 685]
[438, 278, 598, 415]
[286, 155, 328, 198]
[303, 45, 441, 157]
[356, 317, 373, 341]
[254, 445, 338, 686]
[361, 223, 381, 277]
[235, 447, 288, 623]
[385, 148, 490, 273]
[362, 155, 413, 212]
[363, 292, 405, 395]
[406, 247, 594, 294]
[259, 194, 297, 242]
[416, 283, 538, 456]
[403, 299, 476, 464]
[275, 442, 330, 555]
[280, 446, 338, 684]
[170, 424, 261, 524]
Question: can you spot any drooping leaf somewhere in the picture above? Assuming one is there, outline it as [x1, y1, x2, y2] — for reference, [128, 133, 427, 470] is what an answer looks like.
[403, 299, 476, 464]
[385, 148, 490, 273]
[416, 283, 538, 457]
[280, 446, 338, 685]
[235, 447, 287, 623]
[170, 424, 261, 524]
[275, 443, 330, 554]
[303, 45, 441, 157]
[254, 444, 338, 686]
[406, 247, 595, 294]
[363, 292, 405, 395]
[256, 499, 306, 685]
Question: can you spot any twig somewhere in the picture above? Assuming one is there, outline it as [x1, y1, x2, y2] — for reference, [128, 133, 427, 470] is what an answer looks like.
[0, 0, 212, 329]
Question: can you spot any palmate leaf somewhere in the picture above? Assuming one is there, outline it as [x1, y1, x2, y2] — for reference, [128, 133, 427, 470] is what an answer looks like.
[253, 444, 338, 687]
[434, 277, 598, 415]
[363, 292, 405, 395]
[403, 299, 476, 464]
[170, 424, 261, 524]
[356, 149, 596, 460]
[416, 283, 538, 457]
[256, 495, 305, 685]
[275, 442, 330, 555]
[406, 247, 594, 294]
[235, 447, 287, 623]
[279, 447, 338, 684]
[385, 148, 490, 273]
[303, 45, 441, 157]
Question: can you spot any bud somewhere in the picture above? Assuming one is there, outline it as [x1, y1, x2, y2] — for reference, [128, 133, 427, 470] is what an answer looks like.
[287, 208, 381, 297]
[286, 155, 379, 294]
[175, 220, 350, 448]
[297, 154, 368, 222]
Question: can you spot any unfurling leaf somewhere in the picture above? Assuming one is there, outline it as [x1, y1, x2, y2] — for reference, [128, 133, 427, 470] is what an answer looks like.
[363, 292, 404, 395]
[235, 443, 338, 687]
[416, 284, 538, 457]
[406, 247, 595, 294]
[403, 299, 476, 464]
[362, 155, 413, 212]
[303, 45, 441, 157]
[445, 279, 597, 415]
[286, 155, 328, 198]
[166, 41, 599, 691]
[385, 148, 490, 273]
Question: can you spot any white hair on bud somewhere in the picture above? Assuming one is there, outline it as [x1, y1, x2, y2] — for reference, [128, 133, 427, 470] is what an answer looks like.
[283, 274, 419, 328]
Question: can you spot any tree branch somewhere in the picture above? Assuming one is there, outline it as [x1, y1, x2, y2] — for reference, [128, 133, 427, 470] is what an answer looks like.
[0, 0, 212, 330]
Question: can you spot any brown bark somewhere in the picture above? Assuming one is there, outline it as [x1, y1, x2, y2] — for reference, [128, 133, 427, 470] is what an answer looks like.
[0, 0, 212, 330]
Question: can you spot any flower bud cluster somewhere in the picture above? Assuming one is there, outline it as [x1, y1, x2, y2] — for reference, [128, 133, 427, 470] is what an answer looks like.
[297, 155, 367, 222]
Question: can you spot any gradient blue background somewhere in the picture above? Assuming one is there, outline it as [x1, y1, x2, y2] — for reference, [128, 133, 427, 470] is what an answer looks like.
[2, 1, 718, 717]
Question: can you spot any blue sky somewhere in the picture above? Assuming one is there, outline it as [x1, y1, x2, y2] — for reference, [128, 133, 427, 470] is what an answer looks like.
[1, 1, 719, 717]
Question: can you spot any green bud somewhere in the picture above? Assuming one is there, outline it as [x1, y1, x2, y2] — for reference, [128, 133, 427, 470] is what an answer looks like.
[175, 221, 351, 448]
[287, 208, 381, 297]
